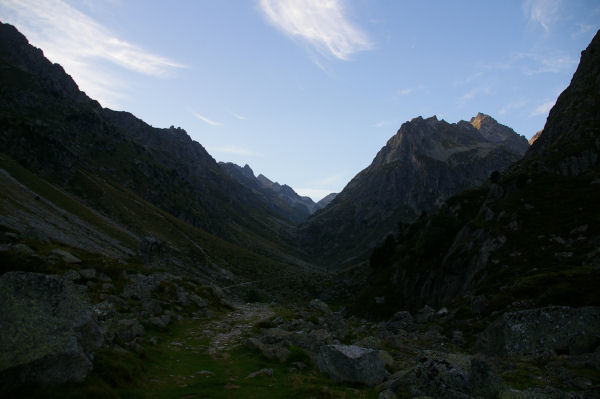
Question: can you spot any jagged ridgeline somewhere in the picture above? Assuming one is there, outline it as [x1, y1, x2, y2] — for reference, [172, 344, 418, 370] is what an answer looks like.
[299, 112, 529, 267]
[355, 29, 600, 318]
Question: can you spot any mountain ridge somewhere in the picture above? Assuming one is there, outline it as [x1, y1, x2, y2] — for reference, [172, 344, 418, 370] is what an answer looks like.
[299, 113, 529, 267]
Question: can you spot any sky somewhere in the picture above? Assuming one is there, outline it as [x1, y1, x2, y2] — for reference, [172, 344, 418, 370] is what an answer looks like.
[1, 0, 598, 201]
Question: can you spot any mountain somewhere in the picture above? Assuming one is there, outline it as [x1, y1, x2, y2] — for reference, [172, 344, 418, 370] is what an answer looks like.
[219, 162, 320, 223]
[354, 29, 600, 318]
[298, 113, 529, 267]
[316, 193, 337, 208]
[0, 22, 305, 264]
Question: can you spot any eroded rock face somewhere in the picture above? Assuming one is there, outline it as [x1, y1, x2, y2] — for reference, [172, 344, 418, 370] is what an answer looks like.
[478, 306, 600, 356]
[0, 271, 103, 390]
[317, 344, 385, 386]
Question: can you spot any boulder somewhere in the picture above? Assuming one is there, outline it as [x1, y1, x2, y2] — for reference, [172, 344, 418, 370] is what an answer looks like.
[478, 306, 600, 356]
[0, 272, 103, 390]
[50, 249, 81, 264]
[386, 311, 416, 333]
[318, 344, 385, 386]
[415, 305, 435, 323]
[115, 319, 145, 343]
[309, 298, 332, 314]
[380, 351, 502, 399]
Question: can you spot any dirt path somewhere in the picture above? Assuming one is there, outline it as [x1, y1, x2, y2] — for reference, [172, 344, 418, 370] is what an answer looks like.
[199, 303, 275, 356]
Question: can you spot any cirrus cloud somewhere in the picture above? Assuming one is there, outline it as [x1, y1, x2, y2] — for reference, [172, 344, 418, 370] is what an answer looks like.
[258, 0, 373, 61]
[0, 0, 185, 106]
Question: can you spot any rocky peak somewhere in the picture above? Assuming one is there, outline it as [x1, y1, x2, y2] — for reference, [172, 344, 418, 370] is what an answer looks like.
[469, 112, 530, 155]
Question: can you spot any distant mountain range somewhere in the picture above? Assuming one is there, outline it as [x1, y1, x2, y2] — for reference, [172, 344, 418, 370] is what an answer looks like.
[219, 162, 335, 223]
[298, 112, 529, 267]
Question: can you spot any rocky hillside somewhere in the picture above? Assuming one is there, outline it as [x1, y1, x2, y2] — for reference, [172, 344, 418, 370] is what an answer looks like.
[0, 22, 305, 262]
[299, 113, 529, 267]
[219, 162, 320, 223]
[355, 29, 600, 318]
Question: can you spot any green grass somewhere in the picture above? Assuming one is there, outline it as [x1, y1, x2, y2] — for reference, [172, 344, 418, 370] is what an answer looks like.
[11, 319, 378, 399]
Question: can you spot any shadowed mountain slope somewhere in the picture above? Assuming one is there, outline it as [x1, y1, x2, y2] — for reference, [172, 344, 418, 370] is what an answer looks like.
[298, 113, 528, 268]
[0, 22, 306, 264]
[353, 29, 600, 318]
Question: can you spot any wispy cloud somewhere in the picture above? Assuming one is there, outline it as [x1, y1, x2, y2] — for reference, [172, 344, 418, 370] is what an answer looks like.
[523, 0, 562, 32]
[229, 111, 248, 121]
[483, 51, 577, 76]
[192, 112, 223, 127]
[530, 100, 555, 116]
[459, 86, 491, 104]
[498, 99, 529, 115]
[373, 121, 387, 128]
[0, 0, 184, 106]
[258, 0, 373, 61]
[213, 146, 263, 157]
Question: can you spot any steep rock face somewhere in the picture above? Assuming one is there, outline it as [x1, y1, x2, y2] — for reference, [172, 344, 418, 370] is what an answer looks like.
[219, 162, 319, 223]
[0, 22, 298, 256]
[354, 30, 600, 317]
[522, 30, 600, 176]
[299, 114, 528, 267]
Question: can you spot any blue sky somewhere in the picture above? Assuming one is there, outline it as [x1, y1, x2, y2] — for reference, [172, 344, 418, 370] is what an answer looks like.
[1, 0, 598, 201]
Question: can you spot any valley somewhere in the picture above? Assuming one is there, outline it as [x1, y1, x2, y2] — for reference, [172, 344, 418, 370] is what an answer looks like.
[1, 21, 599, 399]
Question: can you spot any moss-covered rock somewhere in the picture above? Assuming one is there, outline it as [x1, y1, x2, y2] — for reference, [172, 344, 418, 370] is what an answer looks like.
[0, 271, 103, 390]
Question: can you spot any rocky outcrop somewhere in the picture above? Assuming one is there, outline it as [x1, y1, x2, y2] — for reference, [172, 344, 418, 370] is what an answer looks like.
[478, 306, 600, 356]
[300, 113, 528, 267]
[317, 344, 386, 386]
[0, 272, 103, 389]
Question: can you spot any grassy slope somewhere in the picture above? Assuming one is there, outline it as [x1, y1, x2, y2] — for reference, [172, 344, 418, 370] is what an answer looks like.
[0, 152, 315, 295]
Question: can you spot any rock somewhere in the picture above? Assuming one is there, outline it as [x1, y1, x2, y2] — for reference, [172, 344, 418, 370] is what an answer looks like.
[93, 300, 116, 322]
[246, 368, 273, 379]
[478, 306, 600, 356]
[386, 311, 416, 333]
[10, 243, 35, 256]
[436, 307, 449, 317]
[50, 249, 82, 264]
[0, 272, 103, 389]
[380, 351, 502, 399]
[79, 268, 97, 279]
[190, 294, 208, 308]
[415, 305, 435, 323]
[470, 295, 488, 317]
[246, 338, 291, 362]
[63, 269, 81, 281]
[378, 389, 397, 399]
[309, 298, 332, 314]
[115, 319, 145, 343]
[317, 344, 386, 386]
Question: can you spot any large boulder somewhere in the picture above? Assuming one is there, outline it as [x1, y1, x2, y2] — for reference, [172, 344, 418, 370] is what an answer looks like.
[478, 306, 600, 356]
[318, 344, 386, 386]
[0, 272, 104, 390]
[380, 351, 502, 399]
